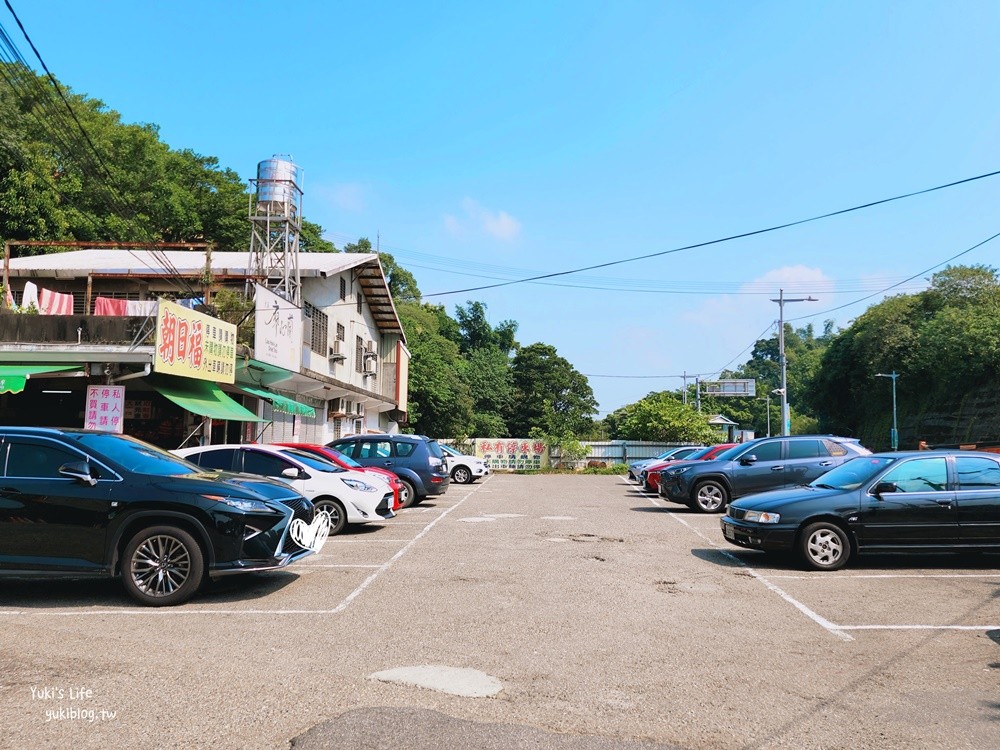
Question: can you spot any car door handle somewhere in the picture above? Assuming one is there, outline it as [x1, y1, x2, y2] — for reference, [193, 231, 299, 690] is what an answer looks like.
[819, 461, 833, 466]
[0, 487, 21, 495]
[770, 466, 784, 471]
[935, 498, 954, 508]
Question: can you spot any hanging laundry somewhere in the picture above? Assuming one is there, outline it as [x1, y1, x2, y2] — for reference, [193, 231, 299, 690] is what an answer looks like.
[126, 300, 158, 316]
[94, 297, 129, 315]
[177, 297, 205, 309]
[39, 288, 74, 315]
[4, 284, 16, 310]
[21, 281, 39, 312]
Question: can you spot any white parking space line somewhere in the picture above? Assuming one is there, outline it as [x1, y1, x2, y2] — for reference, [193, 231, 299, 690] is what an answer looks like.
[297, 564, 382, 569]
[0, 477, 492, 617]
[621, 478, 854, 642]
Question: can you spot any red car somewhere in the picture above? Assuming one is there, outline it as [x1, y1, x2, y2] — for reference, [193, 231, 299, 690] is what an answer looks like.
[644, 444, 737, 493]
[274, 442, 402, 511]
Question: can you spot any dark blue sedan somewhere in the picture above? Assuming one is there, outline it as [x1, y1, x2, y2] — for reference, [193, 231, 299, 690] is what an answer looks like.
[720, 450, 1000, 570]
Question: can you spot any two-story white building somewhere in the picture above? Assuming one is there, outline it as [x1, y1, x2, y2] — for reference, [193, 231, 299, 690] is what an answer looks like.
[0, 247, 409, 448]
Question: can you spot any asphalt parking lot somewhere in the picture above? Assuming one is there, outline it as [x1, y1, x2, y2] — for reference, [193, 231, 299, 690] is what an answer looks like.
[2, 474, 999, 749]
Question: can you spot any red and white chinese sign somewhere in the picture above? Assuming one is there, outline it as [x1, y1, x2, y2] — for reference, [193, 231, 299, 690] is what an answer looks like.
[473, 438, 549, 470]
[154, 300, 237, 383]
[85, 385, 125, 433]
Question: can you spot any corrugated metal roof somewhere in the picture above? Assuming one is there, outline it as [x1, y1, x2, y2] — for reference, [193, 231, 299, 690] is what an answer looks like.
[7, 249, 374, 275]
[7, 249, 406, 339]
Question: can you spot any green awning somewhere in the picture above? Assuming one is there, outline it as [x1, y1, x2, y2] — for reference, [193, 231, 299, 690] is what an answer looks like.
[236, 384, 316, 418]
[150, 377, 265, 422]
[0, 365, 83, 394]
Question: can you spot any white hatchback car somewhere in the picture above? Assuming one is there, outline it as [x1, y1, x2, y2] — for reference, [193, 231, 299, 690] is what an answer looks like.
[440, 444, 490, 484]
[174, 444, 394, 535]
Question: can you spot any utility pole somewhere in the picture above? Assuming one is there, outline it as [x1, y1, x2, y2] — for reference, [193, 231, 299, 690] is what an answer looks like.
[875, 371, 900, 450]
[770, 289, 817, 436]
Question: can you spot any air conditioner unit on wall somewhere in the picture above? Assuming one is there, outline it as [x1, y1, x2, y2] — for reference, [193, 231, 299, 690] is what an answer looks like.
[328, 339, 346, 361]
[363, 359, 377, 375]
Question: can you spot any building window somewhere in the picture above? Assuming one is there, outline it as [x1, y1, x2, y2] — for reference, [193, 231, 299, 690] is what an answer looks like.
[303, 301, 328, 355]
[336, 323, 345, 342]
[339, 277, 346, 301]
[357, 292, 363, 315]
[355, 335, 364, 373]
[332, 418, 342, 439]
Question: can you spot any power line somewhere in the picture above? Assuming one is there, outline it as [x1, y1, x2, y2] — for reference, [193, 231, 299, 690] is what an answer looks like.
[787, 229, 1000, 323]
[421, 168, 1000, 298]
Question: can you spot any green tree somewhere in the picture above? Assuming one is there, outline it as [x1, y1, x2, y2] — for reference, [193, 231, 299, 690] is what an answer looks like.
[396, 301, 472, 437]
[508, 343, 597, 436]
[605, 391, 718, 442]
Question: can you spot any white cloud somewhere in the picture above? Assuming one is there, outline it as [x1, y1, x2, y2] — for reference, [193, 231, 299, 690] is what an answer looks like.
[313, 182, 367, 213]
[443, 198, 522, 241]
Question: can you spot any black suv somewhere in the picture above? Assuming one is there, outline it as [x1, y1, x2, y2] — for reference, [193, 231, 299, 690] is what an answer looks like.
[658, 434, 871, 513]
[327, 434, 449, 508]
[0, 427, 316, 606]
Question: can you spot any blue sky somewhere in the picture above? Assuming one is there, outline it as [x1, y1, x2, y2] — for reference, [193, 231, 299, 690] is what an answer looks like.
[8, 1, 1000, 415]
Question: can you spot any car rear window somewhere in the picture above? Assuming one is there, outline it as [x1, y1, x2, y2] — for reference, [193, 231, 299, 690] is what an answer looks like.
[425, 440, 444, 459]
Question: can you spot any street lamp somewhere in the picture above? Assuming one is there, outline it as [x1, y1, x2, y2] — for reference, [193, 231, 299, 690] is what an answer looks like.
[757, 393, 773, 437]
[875, 371, 899, 450]
[770, 289, 817, 436]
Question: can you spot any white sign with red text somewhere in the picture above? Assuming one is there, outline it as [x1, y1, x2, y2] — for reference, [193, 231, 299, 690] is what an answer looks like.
[85, 385, 125, 433]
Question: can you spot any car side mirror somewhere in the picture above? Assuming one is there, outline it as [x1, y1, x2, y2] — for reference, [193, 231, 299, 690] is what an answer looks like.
[872, 481, 897, 497]
[281, 467, 306, 480]
[59, 461, 97, 486]
[739, 454, 758, 465]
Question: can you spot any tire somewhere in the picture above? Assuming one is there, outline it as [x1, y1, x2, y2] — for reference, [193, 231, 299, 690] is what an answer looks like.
[799, 522, 850, 571]
[398, 479, 418, 509]
[692, 480, 729, 513]
[312, 498, 348, 536]
[452, 466, 473, 484]
[121, 525, 204, 607]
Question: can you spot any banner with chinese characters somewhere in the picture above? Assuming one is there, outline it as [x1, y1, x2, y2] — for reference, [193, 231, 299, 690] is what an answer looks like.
[154, 299, 237, 383]
[253, 284, 302, 372]
[473, 438, 549, 470]
[84, 385, 125, 433]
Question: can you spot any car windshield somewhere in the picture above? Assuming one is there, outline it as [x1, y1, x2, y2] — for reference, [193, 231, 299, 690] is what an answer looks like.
[684, 446, 714, 460]
[71, 433, 200, 476]
[277, 448, 345, 473]
[325, 448, 362, 468]
[441, 444, 459, 457]
[809, 456, 897, 490]
[712, 443, 749, 461]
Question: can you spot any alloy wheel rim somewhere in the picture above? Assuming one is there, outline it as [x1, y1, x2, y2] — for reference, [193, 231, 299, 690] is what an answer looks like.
[698, 487, 723, 510]
[130, 535, 191, 597]
[807, 529, 843, 565]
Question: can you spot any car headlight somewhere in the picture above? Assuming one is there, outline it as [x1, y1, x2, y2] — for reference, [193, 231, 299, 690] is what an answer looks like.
[670, 466, 691, 475]
[743, 510, 781, 524]
[341, 478, 378, 492]
[202, 494, 273, 513]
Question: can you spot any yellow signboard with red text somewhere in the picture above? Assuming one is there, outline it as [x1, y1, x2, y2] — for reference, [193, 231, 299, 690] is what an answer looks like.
[154, 300, 237, 383]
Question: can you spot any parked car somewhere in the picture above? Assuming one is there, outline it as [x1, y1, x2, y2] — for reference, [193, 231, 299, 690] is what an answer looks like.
[721, 450, 1000, 570]
[643, 443, 737, 492]
[440, 443, 490, 484]
[0, 427, 318, 606]
[658, 435, 871, 513]
[274, 442, 403, 511]
[627, 446, 706, 481]
[174, 444, 395, 535]
[327, 434, 450, 508]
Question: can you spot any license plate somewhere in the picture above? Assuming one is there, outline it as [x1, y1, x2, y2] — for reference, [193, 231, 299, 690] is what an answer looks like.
[723, 523, 736, 541]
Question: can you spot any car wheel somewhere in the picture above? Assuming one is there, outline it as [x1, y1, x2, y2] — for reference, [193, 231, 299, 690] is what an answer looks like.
[121, 526, 204, 607]
[398, 479, 418, 508]
[312, 498, 348, 536]
[799, 522, 850, 571]
[452, 466, 472, 484]
[692, 480, 728, 513]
